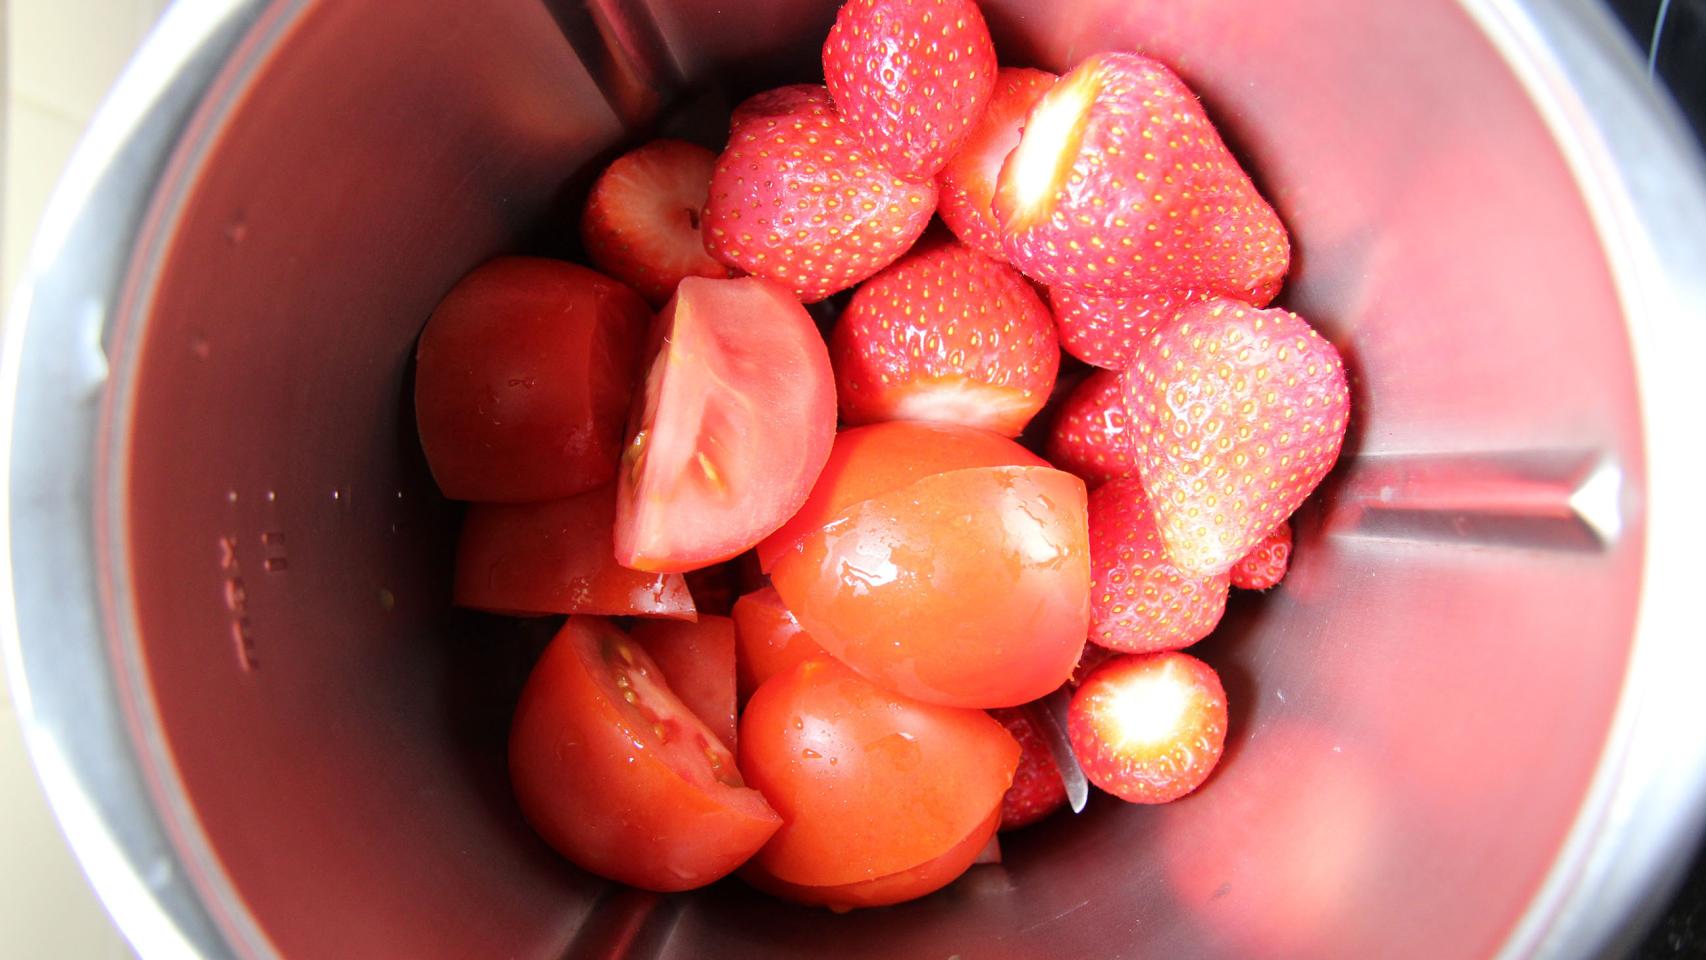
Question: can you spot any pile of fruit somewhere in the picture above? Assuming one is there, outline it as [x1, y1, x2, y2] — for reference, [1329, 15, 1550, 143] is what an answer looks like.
[413, 0, 1349, 910]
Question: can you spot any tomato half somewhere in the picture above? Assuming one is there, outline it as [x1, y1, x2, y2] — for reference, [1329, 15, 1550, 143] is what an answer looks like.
[508, 617, 779, 891]
[616, 276, 836, 572]
[730, 587, 826, 700]
[771, 466, 1090, 708]
[416, 257, 650, 502]
[741, 806, 1000, 910]
[756, 420, 1046, 571]
[453, 484, 694, 618]
[632, 615, 738, 752]
[737, 657, 1018, 887]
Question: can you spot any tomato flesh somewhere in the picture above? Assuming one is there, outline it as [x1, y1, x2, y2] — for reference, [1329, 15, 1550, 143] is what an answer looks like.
[757, 420, 1046, 571]
[730, 587, 826, 700]
[632, 616, 739, 752]
[616, 276, 836, 572]
[771, 466, 1090, 708]
[508, 617, 779, 891]
[454, 484, 694, 618]
[415, 257, 651, 502]
[737, 657, 1019, 887]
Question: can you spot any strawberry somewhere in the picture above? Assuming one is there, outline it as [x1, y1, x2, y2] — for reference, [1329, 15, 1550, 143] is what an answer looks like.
[1230, 519, 1292, 590]
[1068, 651, 1227, 804]
[1048, 285, 1192, 370]
[580, 140, 734, 307]
[830, 240, 1059, 436]
[822, 0, 999, 182]
[1045, 369, 1134, 488]
[987, 707, 1067, 830]
[937, 67, 1058, 261]
[702, 97, 937, 303]
[1121, 299, 1349, 576]
[1088, 476, 1229, 654]
[729, 84, 838, 132]
[992, 52, 1289, 301]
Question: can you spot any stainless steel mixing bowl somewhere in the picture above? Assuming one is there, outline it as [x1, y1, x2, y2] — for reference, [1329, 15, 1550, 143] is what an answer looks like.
[6, 0, 1706, 957]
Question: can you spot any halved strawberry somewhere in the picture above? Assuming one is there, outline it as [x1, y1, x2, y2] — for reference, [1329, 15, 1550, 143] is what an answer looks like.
[1048, 286, 1191, 371]
[987, 707, 1068, 830]
[993, 52, 1289, 301]
[1089, 477, 1230, 654]
[729, 84, 838, 132]
[822, 0, 998, 182]
[937, 67, 1058, 261]
[830, 240, 1059, 436]
[1122, 299, 1349, 576]
[702, 97, 936, 303]
[1068, 651, 1227, 804]
[1230, 519, 1293, 590]
[581, 139, 734, 307]
[1045, 369, 1134, 488]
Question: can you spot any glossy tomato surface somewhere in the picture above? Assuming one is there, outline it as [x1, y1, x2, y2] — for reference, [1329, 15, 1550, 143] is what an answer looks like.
[616, 276, 836, 572]
[508, 617, 779, 891]
[757, 420, 1046, 571]
[453, 484, 694, 618]
[741, 807, 1000, 910]
[737, 657, 1018, 887]
[730, 586, 826, 700]
[632, 615, 738, 752]
[416, 257, 650, 502]
[771, 466, 1090, 708]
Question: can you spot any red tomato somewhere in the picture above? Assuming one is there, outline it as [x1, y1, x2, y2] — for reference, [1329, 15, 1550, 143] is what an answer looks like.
[737, 657, 1019, 887]
[416, 257, 650, 502]
[616, 276, 836, 572]
[632, 616, 738, 752]
[741, 807, 1000, 910]
[730, 587, 826, 700]
[771, 466, 1090, 708]
[756, 420, 1046, 571]
[453, 484, 694, 618]
[509, 617, 779, 891]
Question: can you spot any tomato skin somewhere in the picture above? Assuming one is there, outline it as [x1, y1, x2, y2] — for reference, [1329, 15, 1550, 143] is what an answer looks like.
[632, 616, 738, 752]
[737, 657, 1019, 887]
[756, 420, 1046, 571]
[771, 466, 1090, 708]
[416, 257, 650, 502]
[740, 807, 1000, 910]
[730, 587, 826, 700]
[616, 276, 837, 572]
[509, 617, 779, 892]
[454, 485, 695, 618]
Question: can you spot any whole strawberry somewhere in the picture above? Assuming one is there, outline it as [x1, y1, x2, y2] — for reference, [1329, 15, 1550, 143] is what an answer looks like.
[1049, 286, 1191, 371]
[1046, 369, 1135, 488]
[993, 52, 1289, 301]
[702, 96, 937, 303]
[823, 0, 998, 182]
[729, 84, 838, 132]
[1230, 519, 1293, 590]
[831, 240, 1059, 437]
[1122, 300, 1349, 576]
[987, 707, 1068, 830]
[1088, 476, 1229, 653]
[581, 139, 733, 307]
[937, 67, 1057, 260]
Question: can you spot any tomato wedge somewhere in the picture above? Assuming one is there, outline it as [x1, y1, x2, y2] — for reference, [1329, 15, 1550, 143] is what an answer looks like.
[509, 617, 779, 891]
[737, 657, 1018, 887]
[771, 466, 1090, 708]
[756, 420, 1046, 571]
[632, 616, 738, 752]
[741, 807, 1000, 910]
[415, 257, 651, 502]
[731, 587, 826, 700]
[616, 276, 836, 572]
[453, 485, 694, 618]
